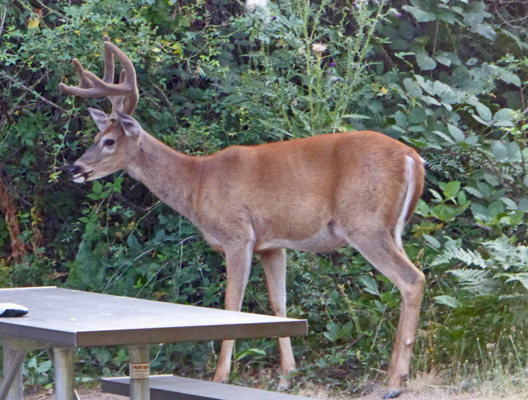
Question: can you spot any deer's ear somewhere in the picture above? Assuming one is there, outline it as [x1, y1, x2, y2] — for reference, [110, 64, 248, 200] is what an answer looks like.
[116, 111, 143, 140]
[88, 108, 111, 132]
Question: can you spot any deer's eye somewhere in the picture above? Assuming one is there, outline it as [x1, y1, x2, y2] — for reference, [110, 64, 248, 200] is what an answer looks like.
[103, 139, 115, 146]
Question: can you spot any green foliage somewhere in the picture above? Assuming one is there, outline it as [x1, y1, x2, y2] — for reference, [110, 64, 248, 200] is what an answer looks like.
[1, 0, 528, 393]
[435, 236, 528, 295]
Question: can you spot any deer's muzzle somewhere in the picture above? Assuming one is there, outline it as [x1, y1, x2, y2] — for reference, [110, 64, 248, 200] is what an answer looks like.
[65, 164, 92, 183]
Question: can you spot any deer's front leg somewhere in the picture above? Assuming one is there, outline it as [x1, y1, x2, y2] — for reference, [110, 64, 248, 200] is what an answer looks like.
[213, 242, 254, 384]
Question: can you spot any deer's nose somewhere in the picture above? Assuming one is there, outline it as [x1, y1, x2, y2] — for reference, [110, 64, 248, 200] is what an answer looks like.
[66, 164, 81, 176]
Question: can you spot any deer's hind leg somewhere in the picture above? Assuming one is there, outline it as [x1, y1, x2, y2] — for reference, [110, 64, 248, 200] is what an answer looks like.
[260, 248, 296, 390]
[347, 228, 425, 399]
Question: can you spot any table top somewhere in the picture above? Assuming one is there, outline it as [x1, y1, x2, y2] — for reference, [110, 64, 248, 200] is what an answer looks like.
[0, 287, 307, 347]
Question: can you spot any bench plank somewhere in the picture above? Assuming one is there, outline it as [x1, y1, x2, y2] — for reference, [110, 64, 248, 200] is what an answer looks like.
[102, 375, 315, 400]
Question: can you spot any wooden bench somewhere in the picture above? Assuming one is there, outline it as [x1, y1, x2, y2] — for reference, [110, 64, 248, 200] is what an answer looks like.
[102, 375, 315, 400]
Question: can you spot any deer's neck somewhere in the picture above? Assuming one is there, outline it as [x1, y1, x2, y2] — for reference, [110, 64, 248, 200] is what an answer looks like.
[126, 131, 200, 220]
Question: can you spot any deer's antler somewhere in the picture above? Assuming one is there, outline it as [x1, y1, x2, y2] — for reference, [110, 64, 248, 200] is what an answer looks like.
[59, 36, 138, 115]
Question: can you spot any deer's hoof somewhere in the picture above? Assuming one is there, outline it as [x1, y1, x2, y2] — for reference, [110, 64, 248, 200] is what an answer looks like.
[212, 375, 229, 384]
[383, 389, 401, 399]
[277, 383, 289, 392]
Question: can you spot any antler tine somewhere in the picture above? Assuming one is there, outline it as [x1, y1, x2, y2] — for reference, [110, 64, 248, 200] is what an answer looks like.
[58, 58, 92, 94]
[102, 35, 115, 84]
[102, 36, 127, 115]
[59, 37, 138, 116]
[73, 59, 93, 88]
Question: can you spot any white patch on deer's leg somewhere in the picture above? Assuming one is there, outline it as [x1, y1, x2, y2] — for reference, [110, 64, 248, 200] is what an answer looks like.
[394, 156, 416, 252]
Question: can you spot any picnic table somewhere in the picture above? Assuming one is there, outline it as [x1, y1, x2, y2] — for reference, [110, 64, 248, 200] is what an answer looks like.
[0, 287, 308, 400]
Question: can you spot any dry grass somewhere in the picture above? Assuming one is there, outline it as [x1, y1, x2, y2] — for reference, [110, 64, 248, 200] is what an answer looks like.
[25, 369, 528, 400]
[297, 369, 528, 400]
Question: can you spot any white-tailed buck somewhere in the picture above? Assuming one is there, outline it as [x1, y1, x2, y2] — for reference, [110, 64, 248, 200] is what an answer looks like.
[60, 37, 425, 399]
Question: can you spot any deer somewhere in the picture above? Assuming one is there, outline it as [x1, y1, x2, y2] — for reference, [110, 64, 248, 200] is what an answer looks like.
[60, 37, 425, 399]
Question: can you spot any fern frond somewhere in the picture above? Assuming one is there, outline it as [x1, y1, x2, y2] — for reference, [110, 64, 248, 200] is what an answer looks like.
[483, 236, 528, 271]
[449, 268, 492, 294]
[432, 246, 487, 269]
[503, 273, 528, 292]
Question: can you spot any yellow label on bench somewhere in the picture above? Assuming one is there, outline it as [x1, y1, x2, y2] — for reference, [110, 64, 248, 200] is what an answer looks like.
[130, 362, 150, 379]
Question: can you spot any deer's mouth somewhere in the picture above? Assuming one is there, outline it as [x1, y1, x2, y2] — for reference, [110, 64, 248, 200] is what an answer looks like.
[67, 164, 93, 183]
[72, 171, 92, 183]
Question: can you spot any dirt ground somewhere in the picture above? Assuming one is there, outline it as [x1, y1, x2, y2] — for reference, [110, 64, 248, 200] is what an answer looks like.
[22, 368, 528, 400]
[24, 383, 528, 400]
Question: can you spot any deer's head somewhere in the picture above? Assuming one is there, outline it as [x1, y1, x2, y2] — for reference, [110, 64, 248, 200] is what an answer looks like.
[60, 37, 143, 183]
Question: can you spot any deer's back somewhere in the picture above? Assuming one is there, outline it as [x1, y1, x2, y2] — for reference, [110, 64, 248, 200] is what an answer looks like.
[192, 131, 420, 252]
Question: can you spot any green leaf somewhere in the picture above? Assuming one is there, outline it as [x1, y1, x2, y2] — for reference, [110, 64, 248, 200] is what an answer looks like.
[483, 173, 501, 186]
[434, 53, 452, 67]
[491, 141, 508, 162]
[429, 189, 444, 202]
[127, 234, 140, 249]
[475, 102, 492, 121]
[324, 323, 341, 342]
[416, 52, 437, 70]
[408, 108, 426, 124]
[92, 180, 103, 194]
[92, 348, 112, 366]
[442, 181, 461, 200]
[465, 134, 479, 145]
[235, 348, 267, 362]
[472, 114, 491, 127]
[501, 210, 525, 226]
[434, 295, 460, 308]
[414, 199, 429, 216]
[471, 203, 492, 223]
[402, 6, 437, 22]
[463, 4, 489, 26]
[497, 69, 521, 87]
[154, 229, 166, 243]
[465, 187, 483, 199]
[431, 204, 462, 222]
[433, 81, 456, 100]
[518, 198, 528, 212]
[422, 96, 442, 106]
[457, 190, 470, 207]
[433, 130, 454, 144]
[501, 197, 517, 210]
[447, 124, 465, 142]
[403, 78, 422, 97]
[493, 108, 515, 126]
[112, 348, 128, 366]
[359, 274, 380, 296]
[36, 360, 53, 374]
[472, 23, 496, 40]
[436, 9, 457, 24]
[423, 234, 441, 249]
[394, 111, 408, 128]
[505, 141, 521, 162]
